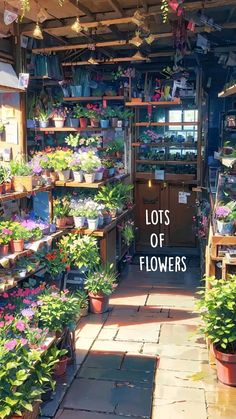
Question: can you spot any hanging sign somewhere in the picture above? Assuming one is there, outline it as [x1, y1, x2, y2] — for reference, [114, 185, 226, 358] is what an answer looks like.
[178, 191, 189, 204]
[4, 9, 18, 25]
[155, 169, 165, 180]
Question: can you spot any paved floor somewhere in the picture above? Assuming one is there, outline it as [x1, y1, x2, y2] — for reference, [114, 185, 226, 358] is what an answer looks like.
[55, 261, 236, 419]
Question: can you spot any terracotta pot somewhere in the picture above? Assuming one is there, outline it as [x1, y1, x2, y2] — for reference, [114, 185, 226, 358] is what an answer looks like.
[56, 218, 67, 228]
[79, 117, 88, 129]
[12, 401, 41, 419]
[11, 239, 24, 253]
[4, 181, 12, 193]
[214, 345, 236, 386]
[0, 244, 9, 256]
[66, 216, 74, 226]
[54, 357, 68, 376]
[0, 183, 5, 195]
[90, 118, 99, 127]
[89, 292, 109, 314]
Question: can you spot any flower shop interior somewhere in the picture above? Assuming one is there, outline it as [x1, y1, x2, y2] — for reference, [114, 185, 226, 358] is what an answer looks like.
[2, 0, 236, 418]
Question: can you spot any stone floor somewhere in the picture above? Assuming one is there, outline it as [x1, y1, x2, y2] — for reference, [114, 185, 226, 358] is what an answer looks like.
[55, 261, 236, 419]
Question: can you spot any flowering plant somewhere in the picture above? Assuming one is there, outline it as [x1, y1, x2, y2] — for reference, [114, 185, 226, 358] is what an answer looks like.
[121, 220, 135, 246]
[69, 153, 82, 171]
[53, 197, 71, 219]
[11, 222, 32, 241]
[40, 250, 70, 278]
[84, 264, 117, 295]
[58, 233, 100, 270]
[140, 130, 161, 143]
[215, 206, 235, 222]
[80, 150, 101, 174]
[0, 227, 12, 245]
[49, 149, 73, 171]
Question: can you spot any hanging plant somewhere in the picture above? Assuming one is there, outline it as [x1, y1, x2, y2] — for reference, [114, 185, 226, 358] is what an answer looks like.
[161, 0, 169, 23]
[20, 0, 65, 17]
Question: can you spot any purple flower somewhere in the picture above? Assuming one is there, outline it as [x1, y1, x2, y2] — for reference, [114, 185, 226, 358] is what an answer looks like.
[4, 339, 17, 350]
[21, 308, 35, 318]
[215, 206, 231, 220]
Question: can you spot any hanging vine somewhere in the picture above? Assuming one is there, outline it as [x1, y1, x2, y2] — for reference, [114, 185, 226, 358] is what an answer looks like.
[161, 0, 169, 23]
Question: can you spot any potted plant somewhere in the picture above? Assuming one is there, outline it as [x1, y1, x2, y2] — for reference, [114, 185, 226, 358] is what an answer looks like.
[53, 198, 70, 228]
[95, 182, 133, 217]
[37, 110, 50, 128]
[65, 133, 80, 149]
[0, 165, 8, 194]
[197, 276, 236, 386]
[95, 166, 105, 181]
[70, 205, 86, 228]
[10, 160, 33, 192]
[102, 158, 115, 178]
[66, 108, 80, 128]
[86, 208, 99, 230]
[73, 105, 87, 129]
[85, 108, 100, 128]
[50, 108, 66, 128]
[215, 204, 236, 235]
[50, 149, 72, 181]
[107, 139, 124, 159]
[58, 233, 100, 272]
[100, 109, 110, 129]
[80, 150, 101, 183]
[53, 349, 69, 377]
[0, 225, 12, 255]
[84, 264, 117, 314]
[69, 153, 83, 182]
[122, 220, 135, 246]
[104, 107, 119, 128]
[11, 223, 32, 253]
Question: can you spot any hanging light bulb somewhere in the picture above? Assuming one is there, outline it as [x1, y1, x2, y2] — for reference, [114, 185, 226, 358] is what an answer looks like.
[129, 30, 143, 47]
[131, 51, 149, 61]
[132, 9, 145, 26]
[33, 22, 43, 39]
[71, 16, 89, 34]
[88, 51, 99, 65]
[148, 179, 152, 188]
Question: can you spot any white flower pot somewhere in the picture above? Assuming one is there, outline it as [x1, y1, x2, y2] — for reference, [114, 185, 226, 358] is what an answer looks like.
[84, 173, 95, 183]
[39, 120, 49, 128]
[88, 218, 99, 230]
[216, 220, 234, 235]
[95, 171, 104, 181]
[57, 169, 71, 181]
[74, 216, 86, 228]
[54, 118, 65, 128]
[73, 171, 84, 182]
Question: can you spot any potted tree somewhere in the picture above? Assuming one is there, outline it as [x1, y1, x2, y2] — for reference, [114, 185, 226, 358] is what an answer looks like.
[84, 264, 117, 314]
[10, 160, 33, 192]
[197, 276, 236, 386]
[80, 150, 101, 183]
[215, 204, 236, 235]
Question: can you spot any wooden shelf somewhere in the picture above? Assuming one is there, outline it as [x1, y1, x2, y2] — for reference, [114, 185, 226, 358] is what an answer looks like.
[132, 142, 197, 148]
[218, 85, 236, 98]
[135, 172, 197, 182]
[0, 186, 53, 203]
[63, 96, 125, 102]
[134, 122, 199, 127]
[28, 127, 109, 132]
[136, 160, 198, 165]
[126, 99, 181, 107]
[55, 173, 130, 189]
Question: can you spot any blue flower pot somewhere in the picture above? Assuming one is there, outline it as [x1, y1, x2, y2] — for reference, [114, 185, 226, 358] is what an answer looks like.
[100, 119, 109, 129]
[217, 220, 234, 235]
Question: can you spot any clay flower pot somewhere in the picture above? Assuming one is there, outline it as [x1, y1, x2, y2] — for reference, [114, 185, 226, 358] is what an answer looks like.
[0, 244, 9, 256]
[11, 239, 24, 253]
[66, 216, 74, 226]
[54, 357, 68, 376]
[56, 218, 67, 228]
[53, 118, 65, 128]
[79, 117, 88, 129]
[4, 181, 12, 193]
[89, 292, 109, 314]
[214, 345, 236, 386]
[90, 118, 99, 128]
[0, 183, 5, 195]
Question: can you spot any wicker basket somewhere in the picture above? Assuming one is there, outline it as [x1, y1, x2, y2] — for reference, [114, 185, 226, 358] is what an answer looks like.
[13, 176, 33, 192]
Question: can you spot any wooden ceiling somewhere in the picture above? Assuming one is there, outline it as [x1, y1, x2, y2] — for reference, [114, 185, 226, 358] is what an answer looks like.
[1, 0, 236, 66]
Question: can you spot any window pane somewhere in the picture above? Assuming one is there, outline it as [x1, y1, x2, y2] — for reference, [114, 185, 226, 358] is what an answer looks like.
[183, 110, 198, 130]
[169, 110, 182, 130]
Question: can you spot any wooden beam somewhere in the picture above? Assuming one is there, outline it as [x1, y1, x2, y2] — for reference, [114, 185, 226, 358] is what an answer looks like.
[68, 0, 94, 19]
[107, 0, 124, 17]
[32, 33, 172, 54]
[62, 55, 150, 66]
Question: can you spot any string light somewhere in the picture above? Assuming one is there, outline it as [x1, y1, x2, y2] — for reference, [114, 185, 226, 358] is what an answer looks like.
[148, 179, 152, 188]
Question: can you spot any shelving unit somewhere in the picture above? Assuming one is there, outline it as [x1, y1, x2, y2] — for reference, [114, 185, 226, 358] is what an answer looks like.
[218, 84, 236, 98]
[134, 122, 199, 127]
[0, 185, 53, 203]
[126, 99, 181, 107]
[55, 174, 129, 189]
[63, 96, 125, 102]
[28, 127, 109, 132]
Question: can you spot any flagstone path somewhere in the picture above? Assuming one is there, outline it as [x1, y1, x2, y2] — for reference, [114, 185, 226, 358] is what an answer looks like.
[53, 262, 236, 419]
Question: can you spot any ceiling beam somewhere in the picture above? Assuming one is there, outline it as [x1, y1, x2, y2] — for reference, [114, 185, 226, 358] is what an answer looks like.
[32, 32, 173, 54]
[107, 0, 124, 17]
[62, 55, 150, 66]
[68, 0, 94, 19]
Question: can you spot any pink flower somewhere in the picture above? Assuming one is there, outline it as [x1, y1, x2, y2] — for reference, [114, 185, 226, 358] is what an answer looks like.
[4, 314, 14, 322]
[2, 293, 9, 298]
[4, 339, 17, 350]
[23, 299, 31, 304]
[20, 338, 28, 346]
[16, 320, 26, 332]
[0, 321, 4, 328]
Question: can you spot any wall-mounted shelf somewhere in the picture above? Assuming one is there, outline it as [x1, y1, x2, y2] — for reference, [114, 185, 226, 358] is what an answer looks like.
[55, 174, 130, 189]
[135, 172, 197, 182]
[126, 99, 181, 107]
[63, 96, 125, 102]
[218, 85, 236, 98]
[134, 122, 199, 127]
[0, 186, 53, 203]
[28, 127, 109, 132]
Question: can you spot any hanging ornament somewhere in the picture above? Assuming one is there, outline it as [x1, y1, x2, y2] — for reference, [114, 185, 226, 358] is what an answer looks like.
[129, 30, 143, 47]
[33, 22, 43, 40]
[4, 9, 18, 25]
[161, 0, 169, 23]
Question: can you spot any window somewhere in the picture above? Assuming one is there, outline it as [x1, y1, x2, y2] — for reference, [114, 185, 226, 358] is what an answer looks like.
[168, 109, 198, 132]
